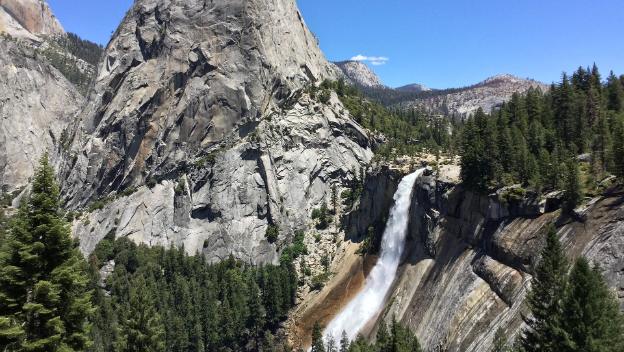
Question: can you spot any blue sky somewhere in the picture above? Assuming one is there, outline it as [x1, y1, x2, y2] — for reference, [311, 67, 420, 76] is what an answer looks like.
[48, 0, 624, 89]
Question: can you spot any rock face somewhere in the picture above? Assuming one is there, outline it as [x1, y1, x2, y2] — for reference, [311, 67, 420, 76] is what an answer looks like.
[334, 60, 385, 88]
[63, 0, 373, 262]
[0, 0, 64, 38]
[0, 38, 84, 193]
[375, 174, 624, 352]
[397, 74, 549, 118]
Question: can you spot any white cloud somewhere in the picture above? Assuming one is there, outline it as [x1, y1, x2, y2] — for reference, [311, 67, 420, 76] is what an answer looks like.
[350, 54, 389, 66]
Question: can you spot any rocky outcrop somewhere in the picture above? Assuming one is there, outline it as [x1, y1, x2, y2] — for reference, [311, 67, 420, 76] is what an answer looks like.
[377, 174, 624, 352]
[396, 74, 549, 119]
[62, 0, 372, 262]
[396, 83, 431, 93]
[334, 60, 385, 88]
[0, 38, 84, 193]
[0, 0, 64, 38]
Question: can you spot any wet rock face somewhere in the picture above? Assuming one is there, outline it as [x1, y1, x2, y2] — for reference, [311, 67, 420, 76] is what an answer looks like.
[383, 177, 624, 352]
[0, 39, 83, 193]
[62, 0, 372, 262]
[344, 166, 402, 240]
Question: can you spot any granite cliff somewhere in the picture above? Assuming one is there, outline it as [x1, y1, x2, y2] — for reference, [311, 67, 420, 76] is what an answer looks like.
[60, 0, 373, 263]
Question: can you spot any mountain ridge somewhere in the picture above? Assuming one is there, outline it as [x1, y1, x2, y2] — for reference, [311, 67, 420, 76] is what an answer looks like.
[334, 60, 549, 117]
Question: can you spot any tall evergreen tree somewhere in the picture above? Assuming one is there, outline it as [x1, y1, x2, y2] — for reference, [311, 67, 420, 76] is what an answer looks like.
[611, 118, 624, 179]
[311, 322, 326, 352]
[491, 328, 511, 352]
[521, 226, 569, 352]
[606, 71, 623, 112]
[114, 275, 165, 352]
[562, 258, 624, 352]
[339, 331, 349, 352]
[0, 155, 93, 352]
[562, 160, 581, 214]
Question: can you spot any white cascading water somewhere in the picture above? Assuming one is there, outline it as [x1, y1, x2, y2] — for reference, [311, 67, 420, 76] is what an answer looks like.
[323, 169, 425, 343]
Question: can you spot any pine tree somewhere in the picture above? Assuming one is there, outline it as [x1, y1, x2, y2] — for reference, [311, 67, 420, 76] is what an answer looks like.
[521, 225, 569, 352]
[0, 154, 94, 351]
[562, 258, 624, 352]
[592, 113, 612, 175]
[115, 275, 165, 352]
[326, 335, 338, 352]
[389, 318, 422, 352]
[611, 118, 624, 179]
[562, 160, 581, 214]
[376, 321, 390, 352]
[491, 328, 510, 352]
[339, 331, 349, 352]
[311, 322, 326, 352]
[555, 74, 577, 151]
[606, 71, 623, 112]
[248, 278, 266, 349]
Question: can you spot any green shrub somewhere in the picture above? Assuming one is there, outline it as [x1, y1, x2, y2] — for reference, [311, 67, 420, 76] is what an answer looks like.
[279, 231, 308, 265]
[311, 203, 331, 230]
[310, 272, 330, 291]
[175, 178, 187, 196]
[317, 89, 331, 104]
[265, 225, 279, 244]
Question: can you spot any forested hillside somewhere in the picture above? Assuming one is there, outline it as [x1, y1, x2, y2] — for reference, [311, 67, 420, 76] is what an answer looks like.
[39, 33, 103, 93]
[460, 66, 624, 200]
[315, 80, 454, 158]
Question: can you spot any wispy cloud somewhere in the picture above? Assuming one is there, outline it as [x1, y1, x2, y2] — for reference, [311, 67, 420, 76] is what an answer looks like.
[350, 54, 389, 66]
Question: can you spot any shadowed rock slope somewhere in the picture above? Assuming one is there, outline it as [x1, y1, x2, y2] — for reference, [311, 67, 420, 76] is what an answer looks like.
[61, 0, 373, 263]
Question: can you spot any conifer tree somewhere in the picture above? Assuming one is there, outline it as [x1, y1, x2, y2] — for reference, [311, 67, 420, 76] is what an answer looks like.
[114, 275, 165, 352]
[592, 114, 612, 175]
[311, 322, 326, 352]
[339, 331, 349, 352]
[376, 321, 390, 352]
[521, 226, 569, 352]
[0, 154, 93, 352]
[606, 71, 623, 112]
[491, 328, 511, 352]
[562, 160, 581, 214]
[555, 74, 577, 150]
[611, 118, 624, 179]
[562, 258, 624, 352]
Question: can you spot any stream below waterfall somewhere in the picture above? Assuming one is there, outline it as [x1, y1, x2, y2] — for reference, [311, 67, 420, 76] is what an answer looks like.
[322, 169, 425, 343]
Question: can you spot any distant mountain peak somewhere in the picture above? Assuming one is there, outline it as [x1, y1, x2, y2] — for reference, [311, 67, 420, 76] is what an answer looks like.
[396, 83, 432, 93]
[391, 74, 549, 118]
[334, 60, 385, 88]
[477, 74, 547, 88]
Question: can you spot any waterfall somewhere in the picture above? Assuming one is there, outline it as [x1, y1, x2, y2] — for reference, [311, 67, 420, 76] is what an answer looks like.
[323, 169, 425, 343]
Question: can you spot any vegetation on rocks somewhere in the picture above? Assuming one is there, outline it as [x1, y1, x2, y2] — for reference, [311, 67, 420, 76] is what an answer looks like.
[317, 80, 454, 158]
[39, 33, 103, 93]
